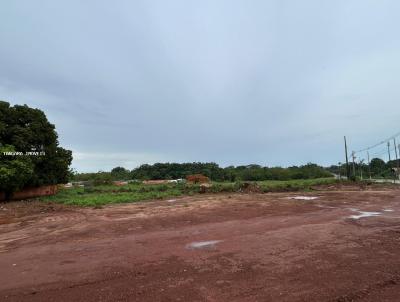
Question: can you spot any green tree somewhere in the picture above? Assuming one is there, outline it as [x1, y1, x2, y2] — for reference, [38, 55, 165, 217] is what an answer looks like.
[111, 166, 130, 180]
[0, 145, 34, 199]
[370, 158, 386, 177]
[0, 101, 72, 197]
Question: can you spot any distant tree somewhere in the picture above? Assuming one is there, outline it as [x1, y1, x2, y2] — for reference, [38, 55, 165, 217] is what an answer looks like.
[93, 171, 113, 185]
[370, 158, 386, 177]
[111, 166, 130, 180]
[223, 166, 237, 182]
[127, 162, 332, 182]
[111, 167, 127, 174]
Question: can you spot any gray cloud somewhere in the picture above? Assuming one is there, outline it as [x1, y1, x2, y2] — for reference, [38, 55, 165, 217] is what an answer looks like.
[1, 0, 400, 171]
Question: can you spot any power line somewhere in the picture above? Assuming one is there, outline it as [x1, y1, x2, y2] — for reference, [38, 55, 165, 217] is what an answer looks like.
[369, 147, 388, 157]
[346, 132, 400, 182]
[370, 147, 396, 158]
[354, 131, 400, 154]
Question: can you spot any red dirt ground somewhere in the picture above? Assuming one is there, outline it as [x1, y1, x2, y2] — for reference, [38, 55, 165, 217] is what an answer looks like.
[1, 188, 400, 301]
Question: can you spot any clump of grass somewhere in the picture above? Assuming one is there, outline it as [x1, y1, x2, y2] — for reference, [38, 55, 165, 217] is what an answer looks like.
[258, 178, 338, 192]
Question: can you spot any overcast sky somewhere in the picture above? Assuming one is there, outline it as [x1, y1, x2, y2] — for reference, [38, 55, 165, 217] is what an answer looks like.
[1, 1, 400, 172]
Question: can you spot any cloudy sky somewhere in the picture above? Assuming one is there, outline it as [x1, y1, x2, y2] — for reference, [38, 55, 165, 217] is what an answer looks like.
[1, 1, 400, 172]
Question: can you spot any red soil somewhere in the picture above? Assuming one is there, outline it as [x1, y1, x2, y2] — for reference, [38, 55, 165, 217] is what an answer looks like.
[1, 188, 400, 301]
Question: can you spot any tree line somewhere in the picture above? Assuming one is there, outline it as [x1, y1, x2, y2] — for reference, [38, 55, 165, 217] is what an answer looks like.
[327, 158, 399, 179]
[73, 162, 333, 182]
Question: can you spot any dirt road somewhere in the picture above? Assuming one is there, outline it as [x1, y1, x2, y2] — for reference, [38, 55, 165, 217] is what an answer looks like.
[1, 189, 400, 301]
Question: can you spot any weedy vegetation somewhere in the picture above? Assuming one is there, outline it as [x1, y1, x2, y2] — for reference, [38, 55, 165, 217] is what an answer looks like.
[41, 178, 339, 206]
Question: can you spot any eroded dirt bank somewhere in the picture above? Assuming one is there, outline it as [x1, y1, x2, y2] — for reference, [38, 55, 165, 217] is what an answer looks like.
[1, 189, 400, 301]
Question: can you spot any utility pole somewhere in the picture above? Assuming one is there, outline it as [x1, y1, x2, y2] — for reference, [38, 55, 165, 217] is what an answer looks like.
[352, 151, 356, 180]
[387, 141, 394, 183]
[398, 143, 400, 181]
[344, 136, 350, 179]
[367, 151, 372, 180]
[397, 144, 400, 181]
[394, 138, 399, 183]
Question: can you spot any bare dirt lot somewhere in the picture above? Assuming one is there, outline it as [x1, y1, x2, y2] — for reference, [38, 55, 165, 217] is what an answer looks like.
[1, 187, 400, 301]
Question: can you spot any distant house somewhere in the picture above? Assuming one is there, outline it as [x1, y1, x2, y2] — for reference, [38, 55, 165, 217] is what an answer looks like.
[167, 179, 185, 183]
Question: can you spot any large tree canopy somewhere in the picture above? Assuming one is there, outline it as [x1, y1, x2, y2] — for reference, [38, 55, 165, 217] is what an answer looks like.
[0, 101, 72, 195]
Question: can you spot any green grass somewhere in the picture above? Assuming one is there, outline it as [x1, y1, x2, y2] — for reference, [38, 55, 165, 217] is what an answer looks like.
[41, 178, 338, 207]
[42, 183, 198, 206]
[257, 178, 339, 192]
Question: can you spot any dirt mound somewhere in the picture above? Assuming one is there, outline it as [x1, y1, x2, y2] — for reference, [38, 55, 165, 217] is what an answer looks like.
[199, 183, 213, 193]
[239, 182, 262, 193]
[186, 174, 210, 184]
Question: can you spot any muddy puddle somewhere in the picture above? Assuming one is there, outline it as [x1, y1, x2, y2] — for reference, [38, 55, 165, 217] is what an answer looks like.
[186, 240, 222, 250]
[288, 196, 319, 200]
[349, 209, 382, 220]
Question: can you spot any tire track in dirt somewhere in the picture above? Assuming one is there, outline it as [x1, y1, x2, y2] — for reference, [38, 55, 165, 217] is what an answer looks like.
[1, 189, 400, 301]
